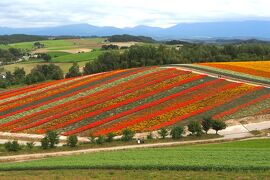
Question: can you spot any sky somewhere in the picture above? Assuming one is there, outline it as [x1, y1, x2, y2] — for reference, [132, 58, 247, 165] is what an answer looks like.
[0, 0, 270, 28]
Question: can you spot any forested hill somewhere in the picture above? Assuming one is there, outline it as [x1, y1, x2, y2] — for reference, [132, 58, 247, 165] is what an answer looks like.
[0, 34, 47, 45]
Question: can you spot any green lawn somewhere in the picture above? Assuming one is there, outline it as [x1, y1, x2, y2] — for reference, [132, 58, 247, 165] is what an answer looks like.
[1, 139, 270, 171]
[51, 50, 103, 63]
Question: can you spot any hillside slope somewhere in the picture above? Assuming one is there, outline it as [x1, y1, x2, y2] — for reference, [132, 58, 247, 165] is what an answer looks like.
[0, 66, 269, 136]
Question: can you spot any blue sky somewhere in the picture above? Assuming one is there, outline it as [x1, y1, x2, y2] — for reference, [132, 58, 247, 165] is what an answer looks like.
[0, 0, 269, 28]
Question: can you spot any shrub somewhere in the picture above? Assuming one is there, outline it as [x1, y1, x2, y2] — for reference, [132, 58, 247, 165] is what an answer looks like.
[201, 117, 213, 134]
[212, 120, 227, 134]
[158, 128, 169, 139]
[188, 121, 202, 136]
[26, 142, 35, 149]
[67, 135, 78, 147]
[65, 62, 82, 78]
[170, 126, 184, 139]
[121, 129, 134, 142]
[4, 140, 21, 152]
[96, 135, 105, 144]
[106, 132, 115, 142]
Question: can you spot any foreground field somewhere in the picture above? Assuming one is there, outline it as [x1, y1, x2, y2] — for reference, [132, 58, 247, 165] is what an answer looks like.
[0, 66, 269, 136]
[1, 139, 269, 171]
[1, 169, 270, 180]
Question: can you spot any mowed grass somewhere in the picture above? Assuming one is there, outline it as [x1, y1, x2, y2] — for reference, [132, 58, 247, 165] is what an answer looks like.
[51, 50, 103, 63]
[1, 169, 270, 180]
[1, 139, 270, 171]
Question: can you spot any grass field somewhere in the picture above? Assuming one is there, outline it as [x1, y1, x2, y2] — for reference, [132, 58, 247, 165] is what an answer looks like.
[46, 51, 71, 58]
[51, 50, 103, 63]
[1, 169, 270, 179]
[1, 61, 86, 74]
[1, 139, 270, 171]
[9, 38, 105, 51]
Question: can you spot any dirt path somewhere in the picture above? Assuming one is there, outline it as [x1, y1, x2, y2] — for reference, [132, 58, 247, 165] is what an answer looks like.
[1, 119, 270, 162]
[168, 65, 270, 88]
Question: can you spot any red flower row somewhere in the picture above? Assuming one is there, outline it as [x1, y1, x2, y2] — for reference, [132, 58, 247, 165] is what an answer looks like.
[12, 70, 182, 132]
[213, 90, 270, 119]
[94, 82, 239, 135]
[35, 73, 200, 134]
[0, 68, 143, 120]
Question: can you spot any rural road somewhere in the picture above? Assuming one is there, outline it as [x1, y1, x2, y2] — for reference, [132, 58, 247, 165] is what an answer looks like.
[1, 136, 269, 163]
[1, 119, 270, 163]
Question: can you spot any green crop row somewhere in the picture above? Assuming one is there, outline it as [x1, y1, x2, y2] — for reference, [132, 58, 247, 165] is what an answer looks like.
[1, 139, 270, 171]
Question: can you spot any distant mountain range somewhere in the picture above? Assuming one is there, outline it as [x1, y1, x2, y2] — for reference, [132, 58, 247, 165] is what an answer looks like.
[1, 21, 270, 40]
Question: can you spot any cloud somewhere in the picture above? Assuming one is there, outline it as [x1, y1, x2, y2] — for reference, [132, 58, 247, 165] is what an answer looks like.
[0, 0, 270, 28]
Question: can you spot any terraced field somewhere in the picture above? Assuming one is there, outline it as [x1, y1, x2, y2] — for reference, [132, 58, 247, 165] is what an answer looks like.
[0, 66, 269, 136]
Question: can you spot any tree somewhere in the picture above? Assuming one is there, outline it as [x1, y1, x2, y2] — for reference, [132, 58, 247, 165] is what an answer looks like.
[4, 140, 21, 152]
[41, 136, 49, 149]
[96, 135, 105, 144]
[158, 128, 168, 139]
[65, 62, 82, 78]
[121, 129, 134, 142]
[202, 117, 213, 134]
[13, 67, 26, 83]
[170, 126, 184, 139]
[106, 132, 115, 142]
[25, 70, 46, 84]
[47, 131, 59, 148]
[67, 135, 78, 147]
[212, 120, 227, 134]
[41, 131, 59, 149]
[42, 54, 51, 62]
[187, 121, 202, 136]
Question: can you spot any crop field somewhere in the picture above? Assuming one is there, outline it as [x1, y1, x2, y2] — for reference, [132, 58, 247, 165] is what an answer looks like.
[1, 139, 270, 171]
[2, 169, 270, 179]
[178, 61, 270, 85]
[0, 67, 269, 136]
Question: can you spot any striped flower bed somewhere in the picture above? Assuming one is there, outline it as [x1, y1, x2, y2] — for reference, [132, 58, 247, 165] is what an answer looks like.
[1, 66, 270, 136]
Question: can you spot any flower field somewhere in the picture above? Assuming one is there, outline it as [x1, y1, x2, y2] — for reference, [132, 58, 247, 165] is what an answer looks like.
[177, 61, 270, 85]
[0, 66, 270, 136]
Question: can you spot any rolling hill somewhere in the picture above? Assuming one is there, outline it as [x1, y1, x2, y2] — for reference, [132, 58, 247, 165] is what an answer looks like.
[0, 64, 269, 137]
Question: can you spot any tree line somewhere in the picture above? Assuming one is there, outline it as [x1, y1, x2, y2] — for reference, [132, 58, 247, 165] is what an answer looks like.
[83, 43, 270, 75]
[0, 62, 82, 88]
[0, 34, 46, 45]
[0, 48, 24, 65]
